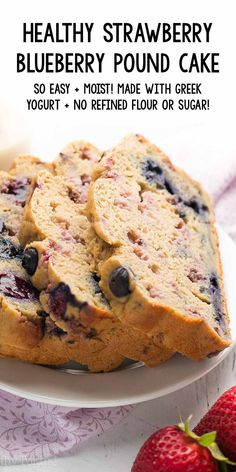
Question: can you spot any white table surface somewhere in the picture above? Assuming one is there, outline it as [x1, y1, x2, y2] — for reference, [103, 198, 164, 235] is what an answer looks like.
[5, 348, 236, 471]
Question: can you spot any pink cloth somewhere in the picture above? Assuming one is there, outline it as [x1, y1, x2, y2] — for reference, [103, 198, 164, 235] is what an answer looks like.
[0, 126, 235, 464]
[0, 389, 133, 464]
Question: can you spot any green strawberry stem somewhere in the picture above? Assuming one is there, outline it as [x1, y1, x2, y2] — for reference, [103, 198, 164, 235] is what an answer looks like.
[218, 463, 228, 472]
[178, 417, 236, 468]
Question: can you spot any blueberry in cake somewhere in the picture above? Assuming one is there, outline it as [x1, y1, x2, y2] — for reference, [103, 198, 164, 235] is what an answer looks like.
[87, 134, 231, 360]
[19, 141, 173, 367]
[0, 157, 50, 351]
[0, 154, 123, 371]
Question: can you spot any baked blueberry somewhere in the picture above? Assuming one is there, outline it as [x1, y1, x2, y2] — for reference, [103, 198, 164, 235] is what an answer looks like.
[145, 160, 163, 177]
[48, 283, 69, 319]
[22, 248, 38, 275]
[0, 236, 23, 259]
[109, 267, 131, 297]
[91, 272, 101, 294]
[49, 326, 66, 337]
[164, 179, 175, 195]
[210, 274, 219, 290]
[91, 273, 110, 307]
[143, 159, 176, 195]
[143, 159, 164, 188]
[209, 273, 224, 327]
[0, 272, 39, 300]
[38, 310, 49, 318]
[0, 218, 5, 233]
[48, 283, 87, 320]
[143, 160, 209, 215]
[179, 210, 187, 221]
[185, 199, 208, 215]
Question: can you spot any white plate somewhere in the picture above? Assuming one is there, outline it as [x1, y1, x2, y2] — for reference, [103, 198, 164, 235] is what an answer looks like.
[0, 226, 235, 407]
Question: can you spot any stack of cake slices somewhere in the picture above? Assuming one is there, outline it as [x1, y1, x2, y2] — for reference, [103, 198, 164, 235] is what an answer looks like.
[0, 135, 231, 371]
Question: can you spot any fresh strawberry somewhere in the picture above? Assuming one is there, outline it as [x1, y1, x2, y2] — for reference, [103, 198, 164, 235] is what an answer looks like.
[194, 386, 236, 462]
[131, 418, 235, 472]
[131, 425, 217, 472]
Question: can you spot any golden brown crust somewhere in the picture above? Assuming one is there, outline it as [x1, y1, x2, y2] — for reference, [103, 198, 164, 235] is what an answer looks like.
[0, 334, 124, 372]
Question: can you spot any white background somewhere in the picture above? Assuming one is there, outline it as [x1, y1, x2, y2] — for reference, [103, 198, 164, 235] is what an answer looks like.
[0, 0, 235, 158]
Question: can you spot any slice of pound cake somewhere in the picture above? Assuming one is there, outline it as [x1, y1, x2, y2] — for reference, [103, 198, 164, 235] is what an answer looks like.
[0, 156, 50, 350]
[19, 141, 173, 367]
[87, 134, 231, 361]
[0, 154, 123, 371]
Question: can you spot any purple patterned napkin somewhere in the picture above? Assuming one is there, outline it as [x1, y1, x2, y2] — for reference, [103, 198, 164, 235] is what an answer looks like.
[0, 389, 133, 464]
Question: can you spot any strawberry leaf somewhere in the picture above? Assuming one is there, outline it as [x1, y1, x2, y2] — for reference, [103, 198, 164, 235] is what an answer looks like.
[198, 431, 217, 447]
[208, 441, 236, 466]
[178, 417, 236, 467]
[178, 416, 199, 440]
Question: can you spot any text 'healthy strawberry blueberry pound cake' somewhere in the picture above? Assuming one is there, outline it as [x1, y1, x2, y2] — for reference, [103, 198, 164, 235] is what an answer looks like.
[87, 134, 231, 361]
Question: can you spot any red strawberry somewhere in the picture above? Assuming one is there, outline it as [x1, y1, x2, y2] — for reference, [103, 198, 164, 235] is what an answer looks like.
[194, 386, 236, 462]
[131, 418, 235, 472]
[131, 425, 218, 472]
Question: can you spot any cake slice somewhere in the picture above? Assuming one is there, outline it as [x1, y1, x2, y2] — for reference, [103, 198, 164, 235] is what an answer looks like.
[19, 141, 173, 367]
[87, 134, 231, 360]
[0, 157, 50, 350]
[0, 154, 123, 371]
